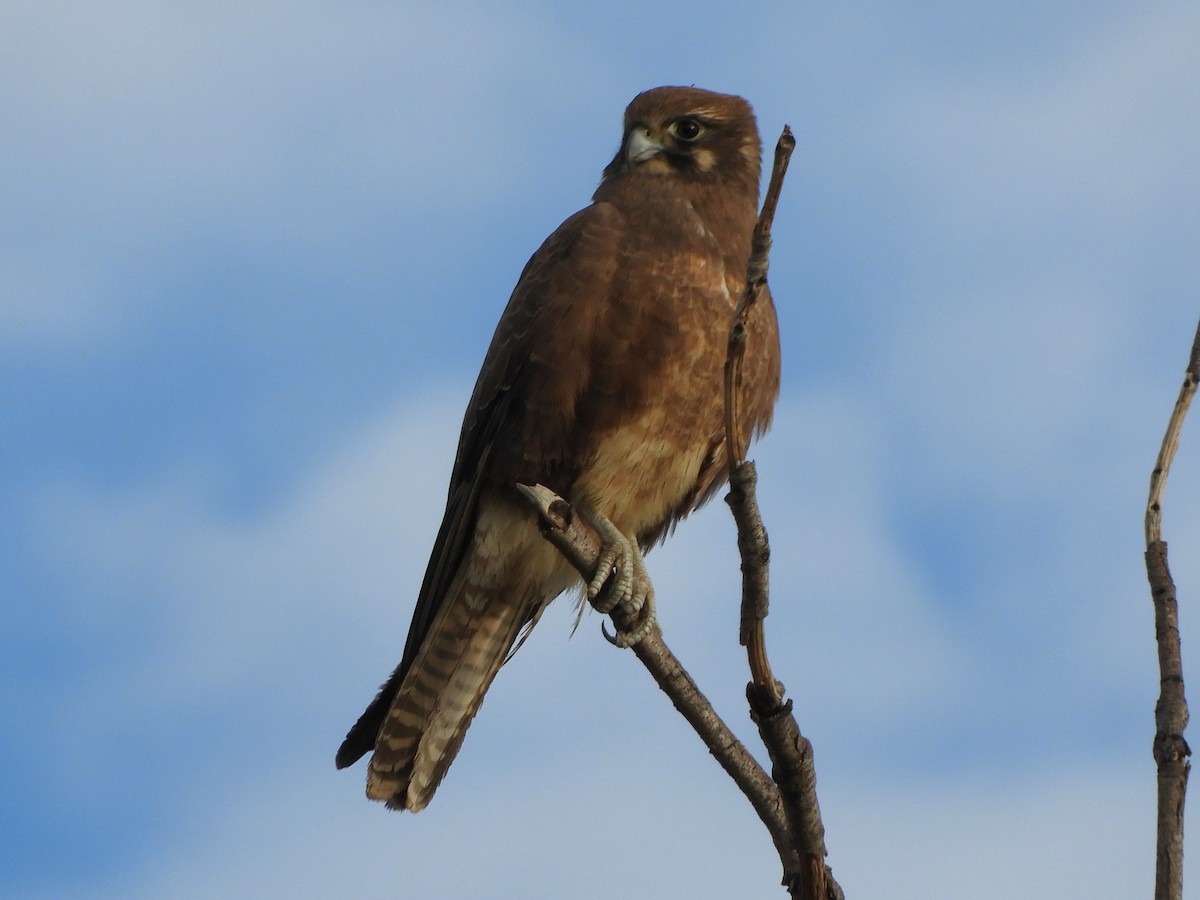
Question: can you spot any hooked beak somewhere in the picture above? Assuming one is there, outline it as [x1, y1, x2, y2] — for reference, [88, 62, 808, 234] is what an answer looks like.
[626, 126, 663, 165]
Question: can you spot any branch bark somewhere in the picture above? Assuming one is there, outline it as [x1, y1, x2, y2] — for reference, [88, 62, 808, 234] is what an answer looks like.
[514, 483, 802, 880]
[1144, 317, 1198, 900]
[723, 127, 840, 900]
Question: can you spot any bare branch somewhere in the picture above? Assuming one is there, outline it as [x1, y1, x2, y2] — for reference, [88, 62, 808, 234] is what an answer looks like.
[724, 126, 793, 692]
[1144, 317, 1199, 900]
[728, 463, 834, 900]
[514, 483, 802, 880]
[1147, 322, 1200, 545]
[724, 125, 795, 471]
[721, 127, 841, 900]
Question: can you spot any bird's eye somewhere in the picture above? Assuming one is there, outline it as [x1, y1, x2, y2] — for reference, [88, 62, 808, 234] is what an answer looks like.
[669, 118, 705, 142]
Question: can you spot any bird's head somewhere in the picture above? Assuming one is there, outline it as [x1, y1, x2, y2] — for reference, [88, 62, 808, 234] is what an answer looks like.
[600, 86, 762, 196]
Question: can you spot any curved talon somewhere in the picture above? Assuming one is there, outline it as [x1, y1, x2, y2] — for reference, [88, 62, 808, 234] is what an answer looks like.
[600, 589, 655, 648]
[576, 502, 657, 648]
[611, 586, 656, 648]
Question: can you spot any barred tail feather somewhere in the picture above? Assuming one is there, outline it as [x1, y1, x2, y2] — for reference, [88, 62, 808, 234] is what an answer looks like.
[366, 588, 526, 812]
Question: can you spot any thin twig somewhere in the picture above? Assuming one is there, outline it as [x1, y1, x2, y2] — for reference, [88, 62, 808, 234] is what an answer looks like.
[514, 483, 802, 879]
[1147, 323, 1200, 545]
[724, 126, 794, 694]
[722, 127, 841, 900]
[728, 463, 834, 900]
[1144, 318, 1199, 900]
[724, 125, 795, 472]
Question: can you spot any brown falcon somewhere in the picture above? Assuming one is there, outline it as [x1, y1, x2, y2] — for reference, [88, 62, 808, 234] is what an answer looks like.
[336, 86, 781, 811]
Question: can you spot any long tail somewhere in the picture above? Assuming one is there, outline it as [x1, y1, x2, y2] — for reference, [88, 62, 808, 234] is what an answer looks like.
[364, 586, 527, 812]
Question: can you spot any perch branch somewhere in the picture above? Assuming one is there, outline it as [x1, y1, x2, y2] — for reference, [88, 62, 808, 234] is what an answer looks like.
[1144, 317, 1199, 900]
[727, 463, 835, 900]
[515, 483, 802, 880]
[722, 126, 841, 900]
[724, 125, 794, 693]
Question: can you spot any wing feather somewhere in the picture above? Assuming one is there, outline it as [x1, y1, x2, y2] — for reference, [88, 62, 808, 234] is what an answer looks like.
[335, 202, 624, 768]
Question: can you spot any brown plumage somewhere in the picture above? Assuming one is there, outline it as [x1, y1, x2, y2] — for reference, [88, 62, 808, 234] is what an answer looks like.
[336, 86, 781, 811]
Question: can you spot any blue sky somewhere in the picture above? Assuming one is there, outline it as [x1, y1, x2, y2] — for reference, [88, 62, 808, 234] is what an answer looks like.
[4, 2, 1200, 897]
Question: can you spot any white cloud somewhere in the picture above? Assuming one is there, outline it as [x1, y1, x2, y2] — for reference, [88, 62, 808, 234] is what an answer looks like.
[748, 393, 977, 730]
[881, 282, 1125, 496]
[0, 0, 616, 348]
[21, 373, 1190, 898]
[0, 249, 117, 345]
[886, 3, 1200, 227]
[94, 744, 787, 900]
[826, 761, 1166, 900]
[89, 744, 1175, 899]
[29, 383, 470, 689]
[21, 385, 471, 818]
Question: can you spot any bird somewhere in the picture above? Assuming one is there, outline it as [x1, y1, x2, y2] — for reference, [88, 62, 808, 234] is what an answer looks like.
[336, 86, 781, 811]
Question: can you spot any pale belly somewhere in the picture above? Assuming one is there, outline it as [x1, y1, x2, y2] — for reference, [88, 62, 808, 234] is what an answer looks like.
[570, 400, 715, 542]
